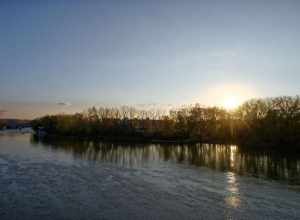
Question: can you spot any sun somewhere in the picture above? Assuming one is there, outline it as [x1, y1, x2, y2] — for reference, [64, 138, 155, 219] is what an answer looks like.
[200, 83, 257, 110]
[222, 96, 241, 110]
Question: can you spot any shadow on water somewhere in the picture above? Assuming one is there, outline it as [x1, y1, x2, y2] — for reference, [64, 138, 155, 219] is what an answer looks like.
[31, 135, 300, 185]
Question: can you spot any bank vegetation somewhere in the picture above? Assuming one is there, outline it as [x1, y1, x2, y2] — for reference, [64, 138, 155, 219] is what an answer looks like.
[31, 96, 300, 149]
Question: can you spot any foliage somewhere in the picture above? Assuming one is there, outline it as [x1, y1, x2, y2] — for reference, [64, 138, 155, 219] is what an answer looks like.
[31, 96, 300, 148]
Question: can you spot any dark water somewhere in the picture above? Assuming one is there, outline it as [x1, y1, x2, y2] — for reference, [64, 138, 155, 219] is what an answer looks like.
[0, 131, 300, 219]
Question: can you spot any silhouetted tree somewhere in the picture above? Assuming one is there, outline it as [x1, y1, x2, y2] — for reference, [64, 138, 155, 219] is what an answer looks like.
[31, 96, 300, 149]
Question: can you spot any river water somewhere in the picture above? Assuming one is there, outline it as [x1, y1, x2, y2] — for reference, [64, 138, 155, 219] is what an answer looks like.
[0, 131, 300, 219]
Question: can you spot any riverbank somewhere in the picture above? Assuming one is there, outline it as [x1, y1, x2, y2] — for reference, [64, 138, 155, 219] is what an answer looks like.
[34, 133, 206, 144]
[32, 132, 300, 153]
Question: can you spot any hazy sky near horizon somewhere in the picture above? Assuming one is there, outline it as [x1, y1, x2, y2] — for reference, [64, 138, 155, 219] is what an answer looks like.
[1, 0, 300, 118]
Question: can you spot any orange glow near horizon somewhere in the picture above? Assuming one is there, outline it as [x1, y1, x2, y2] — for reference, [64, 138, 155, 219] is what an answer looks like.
[222, 96, 242, 110]
[199, 83, 257, 110]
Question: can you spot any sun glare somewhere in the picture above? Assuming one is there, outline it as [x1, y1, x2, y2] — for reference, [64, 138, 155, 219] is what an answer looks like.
[222, 96, 240, 110]
[201, 83, 256, 111]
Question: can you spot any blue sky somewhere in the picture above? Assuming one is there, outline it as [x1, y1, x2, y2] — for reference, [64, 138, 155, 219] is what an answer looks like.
[1, 0, 300, 118]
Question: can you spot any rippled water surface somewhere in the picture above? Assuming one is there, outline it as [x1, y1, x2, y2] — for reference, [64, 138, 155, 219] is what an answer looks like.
[0, 131, 300, 219]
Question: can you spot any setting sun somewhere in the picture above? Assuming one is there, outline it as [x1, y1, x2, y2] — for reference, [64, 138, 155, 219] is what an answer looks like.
[222, 96, 241, 110]
[200, 83, 257, 111]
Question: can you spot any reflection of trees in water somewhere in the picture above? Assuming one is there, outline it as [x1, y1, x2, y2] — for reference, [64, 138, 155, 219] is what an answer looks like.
[237, 151, 300, 184]
[31, 136, 300, 184]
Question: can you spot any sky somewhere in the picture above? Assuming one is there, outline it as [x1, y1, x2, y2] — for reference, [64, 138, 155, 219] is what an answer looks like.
[1, 0, 300, 119]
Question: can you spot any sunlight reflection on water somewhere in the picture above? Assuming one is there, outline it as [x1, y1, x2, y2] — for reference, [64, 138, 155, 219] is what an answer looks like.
[226, 172, 241, 208]
[225, 146, 241, 208]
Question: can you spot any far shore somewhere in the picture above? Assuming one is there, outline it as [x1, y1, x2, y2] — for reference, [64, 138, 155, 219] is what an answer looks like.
[31, 132, 300, 153]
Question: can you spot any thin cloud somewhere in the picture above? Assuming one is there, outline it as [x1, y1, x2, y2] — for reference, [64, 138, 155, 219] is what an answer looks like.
[57, 102, 72, 107]
[135, 103, 175, 110]
[0, 108, 7, 116]
[136, 103, 160, 108]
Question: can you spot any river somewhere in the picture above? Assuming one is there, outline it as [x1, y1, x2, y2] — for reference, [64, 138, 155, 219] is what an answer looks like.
[0, 131, 300, 219]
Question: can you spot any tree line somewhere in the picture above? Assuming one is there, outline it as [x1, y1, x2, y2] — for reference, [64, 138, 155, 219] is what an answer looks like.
[31, 96, 300, 149]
